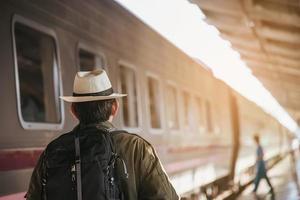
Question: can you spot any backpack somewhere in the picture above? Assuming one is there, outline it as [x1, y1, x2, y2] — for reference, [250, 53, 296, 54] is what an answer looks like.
[42, 125, 128, 200]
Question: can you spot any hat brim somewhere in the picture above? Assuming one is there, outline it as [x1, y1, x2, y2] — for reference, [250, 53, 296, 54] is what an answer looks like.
[60, 93, 127, 103]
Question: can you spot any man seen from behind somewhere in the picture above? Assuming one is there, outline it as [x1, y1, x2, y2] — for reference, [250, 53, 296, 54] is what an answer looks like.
[26, 69, 179, 200]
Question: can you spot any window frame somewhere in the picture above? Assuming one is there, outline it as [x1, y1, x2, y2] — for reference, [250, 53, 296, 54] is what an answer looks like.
[117, 60, 142, 132]
[181, 88, 194, 132]
[165, 80, 180, 133]
[145, 72, 164, 134]
[194, 95, 206, 134]
[205, 99, 214, 133]
[12, 15, 65, 130]
[76, 42, 107, 72]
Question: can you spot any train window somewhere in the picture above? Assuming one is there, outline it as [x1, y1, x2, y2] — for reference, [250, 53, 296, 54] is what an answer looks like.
[183, 91, 192, 129]
[147, 76, 162, 129]
[196, 97, 204, 132]
[12, 16, 63, 130]
[78, 48, 105, 71]
[166, 84, 179, 130]
[205, 100, 213, 132]
[119, 64, 139, 128]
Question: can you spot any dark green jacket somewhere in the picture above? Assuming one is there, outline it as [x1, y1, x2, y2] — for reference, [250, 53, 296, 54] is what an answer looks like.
[26, 121, 179, 200]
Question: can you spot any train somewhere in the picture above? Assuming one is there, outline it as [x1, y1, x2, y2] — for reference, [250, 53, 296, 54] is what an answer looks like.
[0, 0, 294, 199]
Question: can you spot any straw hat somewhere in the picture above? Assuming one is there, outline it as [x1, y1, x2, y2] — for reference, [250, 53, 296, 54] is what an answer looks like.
[60, 69, 126, 102]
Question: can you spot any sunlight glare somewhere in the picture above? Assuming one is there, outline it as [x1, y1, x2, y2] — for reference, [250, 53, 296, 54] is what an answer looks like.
[115, 0, 299, 135]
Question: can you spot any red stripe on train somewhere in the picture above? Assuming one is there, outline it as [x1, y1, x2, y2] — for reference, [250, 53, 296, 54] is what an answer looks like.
[0, 149, 43, 171]
[0, 192, 26, 200]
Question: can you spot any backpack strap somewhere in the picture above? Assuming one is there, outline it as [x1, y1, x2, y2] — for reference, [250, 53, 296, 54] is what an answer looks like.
[41, 152, 47, 200]
[107, 129, 129, 200]
[74, 129, 83, 200]
[107, 129, 127, 152]
[109, 129, 129, 179]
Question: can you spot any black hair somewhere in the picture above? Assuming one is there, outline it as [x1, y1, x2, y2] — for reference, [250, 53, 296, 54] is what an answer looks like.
[72, 99, 116, 124]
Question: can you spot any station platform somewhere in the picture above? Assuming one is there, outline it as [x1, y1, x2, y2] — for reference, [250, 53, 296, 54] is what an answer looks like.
[237, 152, 300, 200]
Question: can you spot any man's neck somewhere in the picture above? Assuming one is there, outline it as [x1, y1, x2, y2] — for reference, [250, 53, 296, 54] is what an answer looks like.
[108, 116, 114, 123]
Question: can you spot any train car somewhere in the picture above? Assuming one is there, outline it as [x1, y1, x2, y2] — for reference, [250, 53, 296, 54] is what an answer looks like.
[0, 0, 293, 198]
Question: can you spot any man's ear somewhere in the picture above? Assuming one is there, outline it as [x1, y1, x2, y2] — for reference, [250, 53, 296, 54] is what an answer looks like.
[111, 99, 119, 117]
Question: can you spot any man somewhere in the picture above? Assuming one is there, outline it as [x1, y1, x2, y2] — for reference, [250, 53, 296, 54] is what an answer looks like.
[253, 134, 274, 194]
[26, 69, 179, 200]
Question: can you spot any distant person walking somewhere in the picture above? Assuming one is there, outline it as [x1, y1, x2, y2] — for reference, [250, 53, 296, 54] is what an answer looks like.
[253, 134, 274, 194]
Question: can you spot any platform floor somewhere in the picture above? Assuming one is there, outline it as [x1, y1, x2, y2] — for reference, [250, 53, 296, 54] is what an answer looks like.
[237, 152, 300, 200]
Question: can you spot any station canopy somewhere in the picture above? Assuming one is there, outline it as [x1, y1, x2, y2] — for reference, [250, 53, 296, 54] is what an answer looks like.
[191, 0, 300, 125]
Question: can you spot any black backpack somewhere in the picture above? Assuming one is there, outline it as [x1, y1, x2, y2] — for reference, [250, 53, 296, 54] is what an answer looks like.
[42, 125, 128, 200]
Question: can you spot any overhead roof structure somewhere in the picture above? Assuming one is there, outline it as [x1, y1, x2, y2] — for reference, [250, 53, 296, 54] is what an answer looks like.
[190, 0, 300, 122]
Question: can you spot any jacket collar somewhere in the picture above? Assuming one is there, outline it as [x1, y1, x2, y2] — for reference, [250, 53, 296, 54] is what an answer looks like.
[76, 121, 116, 131]
[95, 121, 115, 130]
